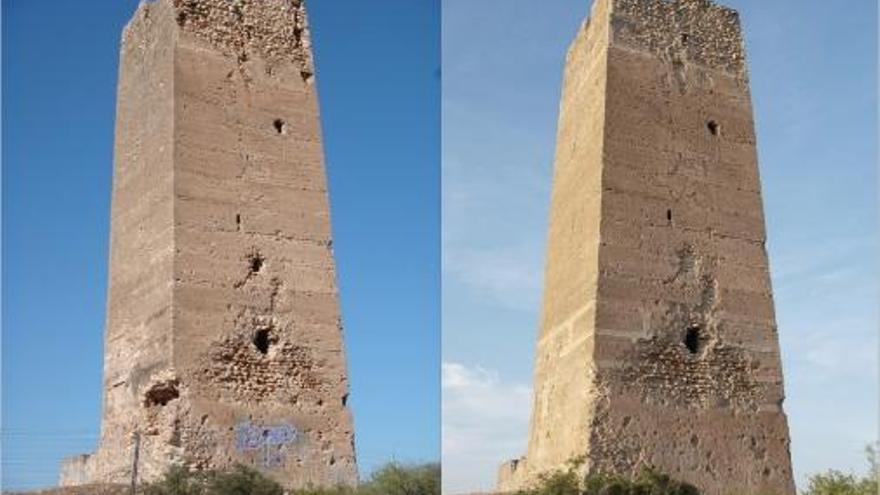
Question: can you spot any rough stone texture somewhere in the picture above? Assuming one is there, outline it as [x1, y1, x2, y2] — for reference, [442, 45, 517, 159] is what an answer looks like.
[59, 0, 357, 489]
[497, 1, 794, 494]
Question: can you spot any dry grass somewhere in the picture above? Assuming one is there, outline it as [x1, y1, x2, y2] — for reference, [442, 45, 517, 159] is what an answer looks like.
[4, 485, 129, 495]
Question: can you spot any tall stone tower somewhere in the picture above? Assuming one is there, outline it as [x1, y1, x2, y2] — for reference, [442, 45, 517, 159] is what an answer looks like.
[60, 0, 357, 489]
[498, 1, 794, 494]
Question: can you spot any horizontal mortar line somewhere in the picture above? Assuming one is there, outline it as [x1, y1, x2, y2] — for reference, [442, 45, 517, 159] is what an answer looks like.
[600, 184, 765, 217]
[593, 359, 629, 370]
[752, 374, 785, 384]
[593, 290, 774, 307]
[595, 327, 650, 340]
[757, 403, 784, 413]
[178, 133, 323, 147]
[174, 259, 333, 270]
[606, 42, 744, 76]
[602, 139, 754, 160]
[175, 225, 331, 246]
[597, 260, 770, 280]
[173, 285, 338, 298]
[601, 210, 767, 234]
[537, 299, 597, 348]
[600, 221, 766, 245]
[174, 278, 337, 294]
[598, 250, 771, 273]
[594, 328, 781, 353]
[556, 333, 593, 360]
[598, 245, 772, 267]
[178, 81, 315, 100]
[174, 190, 328, 205]
[603, 167, 763, 193]
[597, 267, 772, 288]
[177, 168, 327, 188]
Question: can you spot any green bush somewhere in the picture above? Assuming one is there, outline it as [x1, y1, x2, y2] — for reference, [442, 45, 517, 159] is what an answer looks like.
[524, 470, 699, 495]
[294, 462, 440, 495]
[802, 443, 879, 495]
[515, 457, 699, 495]
[143, 464, 282, 495]
[143, 462, 439, 495]
[207, 465, 284, 495]
[143, 465, 208, 495]
[801, 471, 874, 495]
[358, 463, 440, 495]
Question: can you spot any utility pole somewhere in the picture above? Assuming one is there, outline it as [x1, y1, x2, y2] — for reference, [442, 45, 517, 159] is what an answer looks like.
[130, 430, 141, 495]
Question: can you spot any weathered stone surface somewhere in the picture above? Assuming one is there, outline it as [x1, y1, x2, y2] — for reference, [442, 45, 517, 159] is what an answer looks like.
[60, 0, 357, 489]
[497, 1, 794, 494]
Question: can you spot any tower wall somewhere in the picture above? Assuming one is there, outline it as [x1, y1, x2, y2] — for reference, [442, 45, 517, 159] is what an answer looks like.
[505, 0, 612, 483]
[79, 0, 179, 483]
[500, 1, 794, 494]
[62, 0, 357, 489]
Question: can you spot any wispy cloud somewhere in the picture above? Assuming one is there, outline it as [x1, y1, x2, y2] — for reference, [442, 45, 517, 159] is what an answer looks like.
[443, 243, 544, 310]
[770, 235, 876, 291]
[770, 234, 879, 485]
[442, 362, 531, 494]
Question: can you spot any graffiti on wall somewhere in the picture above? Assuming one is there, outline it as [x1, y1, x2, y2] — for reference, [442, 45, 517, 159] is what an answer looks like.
[234, 421, 298, 469]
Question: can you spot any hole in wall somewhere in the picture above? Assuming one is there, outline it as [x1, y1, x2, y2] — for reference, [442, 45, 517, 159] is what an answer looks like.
[707, 120, 720, 136]
[681, 33, 690, 43]
[273, 119, 287, 135]
[342, 394, 349, 407]
[684, 325, 702, 354]
[144, 380, 180, 407]
[248, 252, 265, 274]
[666, 209, 673, 223]
[253, 329, 272, 355]
[235, 214, 241, 230]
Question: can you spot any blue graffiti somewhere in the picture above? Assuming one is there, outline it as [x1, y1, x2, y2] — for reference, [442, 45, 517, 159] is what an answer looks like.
[234, 421, 298, 469]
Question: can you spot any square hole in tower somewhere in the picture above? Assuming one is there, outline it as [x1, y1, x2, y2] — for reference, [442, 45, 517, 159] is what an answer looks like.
[684, 326, 702, 354]
[253, 329, 273, 355]
[707, 120, 720, 136]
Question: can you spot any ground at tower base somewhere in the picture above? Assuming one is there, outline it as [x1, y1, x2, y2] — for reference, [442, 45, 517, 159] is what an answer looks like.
[4, 462, 440, 495]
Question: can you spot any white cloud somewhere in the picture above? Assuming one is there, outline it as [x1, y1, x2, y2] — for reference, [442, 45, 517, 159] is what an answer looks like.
[442, 362, 531, 494]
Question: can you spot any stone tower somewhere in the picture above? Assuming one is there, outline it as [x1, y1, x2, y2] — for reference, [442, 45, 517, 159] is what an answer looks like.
[60, 0, 357, 489]
[498, 1, 794, 494]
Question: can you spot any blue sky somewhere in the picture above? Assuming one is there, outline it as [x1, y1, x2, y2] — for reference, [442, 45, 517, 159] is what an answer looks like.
[1, 0, 439, 490]
[442, 0, 878, 493]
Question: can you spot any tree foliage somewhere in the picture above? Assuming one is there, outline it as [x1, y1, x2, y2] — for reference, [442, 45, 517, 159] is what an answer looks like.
[802, 443, 879, 495]
[143, 464, 283, 495]
[142, 462, 439, 495]
[514, 457, 699, 495]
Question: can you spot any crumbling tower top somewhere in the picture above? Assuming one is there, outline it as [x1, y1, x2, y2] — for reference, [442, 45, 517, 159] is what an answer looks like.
[124, 0, 315, 82]
[609, 0, 746, 75]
